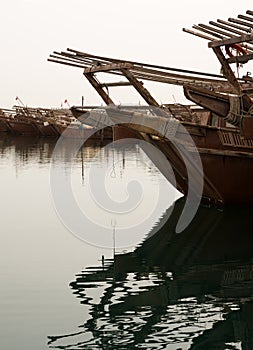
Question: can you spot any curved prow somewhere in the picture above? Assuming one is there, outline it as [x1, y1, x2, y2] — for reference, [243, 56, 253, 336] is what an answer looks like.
[184, 85, 230, 117]
[184, 85, 253, 126]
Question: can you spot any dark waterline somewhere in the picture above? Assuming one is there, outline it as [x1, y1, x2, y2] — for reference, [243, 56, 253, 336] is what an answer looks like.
[1, 135, 253, 350]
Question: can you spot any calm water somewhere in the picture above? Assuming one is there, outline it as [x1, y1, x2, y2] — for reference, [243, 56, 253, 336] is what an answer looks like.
[1, 134, 253, 350]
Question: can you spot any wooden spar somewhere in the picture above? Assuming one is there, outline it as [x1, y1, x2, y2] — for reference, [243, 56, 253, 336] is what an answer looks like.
[182, 28, 218, 41]
[183, 11, 253, 53]
[50, 51, 234, 92]
[228, 17, 253, 28]
[247, 10, 253, 16]
[51, 53, 126, 79]
[66, 48, 223, 79]
[121, 68, 160, 107]
[127, 72, 233, 93]
[49, 54, 90, 68]
[54, 51, 98, 66]
[83, 62, 133, 74]
[55, 52, 130, 75]
[51, 49, 229, 87]
[56, 51, 129, 73]
[130, 71, 227, 89]
[238, 14, 253, 23]
[217, 19, 251, 32]
[47, 58, 87, 69]
[84, 73, 115, 105]
[209, 20, 248, 36]
[192, 25, 224, 39]
[212, 46, 241, 94]
[197, 23, 233, 38]
[212, 21, 253, 52]
[48, 10, 253, 103]
[51, 49, 231, 83]
[208, 33, 253, 47]
[129, 65, 225, 83]
[227, 53, 253, 64]
[100, 82, 131, 87]
[186, 24, 253, 53]
[67, 48, 119, 62]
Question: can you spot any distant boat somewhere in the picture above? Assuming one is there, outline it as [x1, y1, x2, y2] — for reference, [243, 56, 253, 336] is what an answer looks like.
[0, 106, 113, 141]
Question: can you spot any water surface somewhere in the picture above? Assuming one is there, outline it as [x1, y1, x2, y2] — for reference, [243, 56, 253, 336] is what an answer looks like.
[1, 135, 253, 350]
[0, 135, 175, 350]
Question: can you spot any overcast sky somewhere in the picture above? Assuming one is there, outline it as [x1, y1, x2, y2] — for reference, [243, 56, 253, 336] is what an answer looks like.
[1, 1, 253, 109]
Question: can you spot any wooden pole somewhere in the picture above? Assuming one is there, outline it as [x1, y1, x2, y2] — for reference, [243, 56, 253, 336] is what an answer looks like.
[121, 68, 160, 107]
[192, 25, 224, 39]
[182, 27, 217, 41]
[212, 46, 241, 94]
[238, 14, 253, 23]
[197, 23, 233, 38]
[217, 19, 250, 32]
[84, 73, 114, 105]
[228, 17, 253, 28]
[66, 48, 223, 79]
[209, 20, 248, 36]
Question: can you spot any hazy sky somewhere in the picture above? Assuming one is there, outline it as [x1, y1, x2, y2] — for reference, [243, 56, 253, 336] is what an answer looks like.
[1, 1, 253, 108]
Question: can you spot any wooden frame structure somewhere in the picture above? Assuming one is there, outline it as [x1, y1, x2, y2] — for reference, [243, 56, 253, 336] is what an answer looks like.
[48, 49, 235, 106]
[48, 10, 253, 110]
[183, 9, 253, 94]
[47, 10, 253, 206]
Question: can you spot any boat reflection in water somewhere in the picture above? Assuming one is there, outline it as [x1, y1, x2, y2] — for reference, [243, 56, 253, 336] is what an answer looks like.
[48, 199, 253, 349]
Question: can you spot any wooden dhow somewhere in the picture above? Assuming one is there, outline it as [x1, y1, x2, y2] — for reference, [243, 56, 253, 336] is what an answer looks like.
[0, 105, 113, 140]
[48, 9, 253, 206]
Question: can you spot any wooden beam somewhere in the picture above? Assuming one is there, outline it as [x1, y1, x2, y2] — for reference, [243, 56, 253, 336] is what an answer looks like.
[121, 68, 160, 107]
[209, 33, 253, 47]
[67, 47, 223, 78]
[209, 20, 247, 36]
[49, 54, 90, 68]
[129, 72, 233, 92]
[192, 25, 224, 39]
[215, 20, 253, 51]
[212, 46, 241, 94]
[228, 17, 253, 28]
[100, 81, 132, 87]
[56, 51, 102, 66]
[84, 73, 114, 105]
[238, 14, 253, 23]
[182, 27, 217, 41]
[217, 19, 250, 33]
[246, 10, 253, 16]
[227, 53, 253, 64]
[197, 23, 233, 38]
[83, 62, 133, 74]
[130, 65, 225, 83]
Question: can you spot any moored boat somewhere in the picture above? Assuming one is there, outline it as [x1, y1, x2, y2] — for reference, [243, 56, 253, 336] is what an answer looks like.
[48, 9, 253, 206]
[0, 108, 15, 132]
[0, 106, 74, 137]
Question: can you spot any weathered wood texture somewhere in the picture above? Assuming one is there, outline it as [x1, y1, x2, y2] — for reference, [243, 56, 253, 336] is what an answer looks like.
[48, 10, 253, 101]
[208, 33, 253, 48]
[212, 47, 241, 93]
[84, 73, 114, 105]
